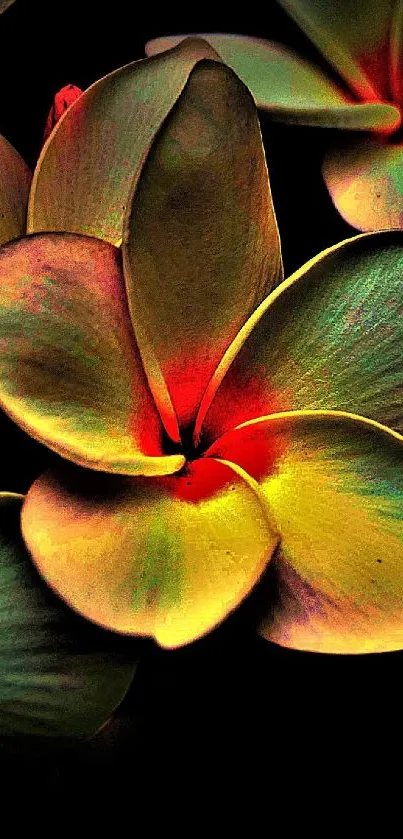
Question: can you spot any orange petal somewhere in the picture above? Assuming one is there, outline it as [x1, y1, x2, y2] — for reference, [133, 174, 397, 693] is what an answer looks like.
[196, 231, 403, 447]
[21, 458, 277, 649]
[28, 38, 223, 245]
[0, 233, 184, 476]
[322, 135, 403, 231]
[278, 0, 396, 102]
[219, 410, 403, 654]
[146, 34, 400, 132]
[122, 59, 282, 436]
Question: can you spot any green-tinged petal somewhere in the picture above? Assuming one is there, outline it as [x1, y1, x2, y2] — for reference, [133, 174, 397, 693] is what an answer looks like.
[212, 410, 403, 654]
[0, 135, 31, 246]
[123, 60, 282, 435]
[197, 232, 403, 446]
[323, 136, 403, 231]
[390, 0, 403, 104]
[0, 493, 136, 741]
[21, 458, 277, 649]
[0, 233, 184, 475]
[146, 34, 401, 132]
[28, 38, 222, 245]
[278, 0, 396, 101]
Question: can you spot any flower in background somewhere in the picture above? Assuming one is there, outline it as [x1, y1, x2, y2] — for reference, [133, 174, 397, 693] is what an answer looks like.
[146, 0, 403, 232]
[43, 84, 83, 142]
[0, 37, 401, 665]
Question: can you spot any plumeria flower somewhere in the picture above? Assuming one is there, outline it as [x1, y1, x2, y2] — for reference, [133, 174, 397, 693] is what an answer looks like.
[146, 0, 403, 232]
[0, 36, 400, 661]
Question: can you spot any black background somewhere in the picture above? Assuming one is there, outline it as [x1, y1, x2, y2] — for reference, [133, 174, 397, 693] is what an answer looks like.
[0, 0, 400, 798]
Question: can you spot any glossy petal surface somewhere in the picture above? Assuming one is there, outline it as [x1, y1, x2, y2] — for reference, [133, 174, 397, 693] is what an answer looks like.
[146, 34, 400, 131]
[123, 60, 281, 435]
[0, 233, 184, 475]
[0, 135, 31, 246]
[278, 0, 396, 101]
[198, 232, 403, 446]
[0, 493, 136, 740]
[323, 137, 403, 231]
[22, 458, 277, 649]
[28, 38, 221, 245]
[217, 411, 403, 654]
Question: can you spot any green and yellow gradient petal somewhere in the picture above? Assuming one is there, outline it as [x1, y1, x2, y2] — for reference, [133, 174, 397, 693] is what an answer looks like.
[323, 137, 403, 231]
[278, 0, 397, 102]
[197, 232, 403, 447]
[0, 493, 136, 741]
[27, 38, 224, 246]
[123, 59, 282, 435]
[21, 459, 278, 649]
[0, 233, 184, 476]
[146, 34, 400, 132]
[0, 135, 31, 246]
[208, 411, 403, 655]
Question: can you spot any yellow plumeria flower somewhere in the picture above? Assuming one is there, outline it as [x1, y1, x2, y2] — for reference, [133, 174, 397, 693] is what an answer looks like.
[0, 38, 402, 662]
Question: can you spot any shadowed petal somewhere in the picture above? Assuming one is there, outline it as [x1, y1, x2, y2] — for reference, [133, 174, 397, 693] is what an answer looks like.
[216, 411, 403, 654]
[146, 34, 400, 132]
[278, 0, 396, 101]
[323, 136, 403, 231]
[0, 493, 136, 741]
[28, 38, 223, 245]
[197, 232, 403, 446]
[123, 59, 282, 435]
[390, 0, 403, 104]
[0, 233, 184, 475]
[0, 135, 31, 246]
[21, 458, 278, 649]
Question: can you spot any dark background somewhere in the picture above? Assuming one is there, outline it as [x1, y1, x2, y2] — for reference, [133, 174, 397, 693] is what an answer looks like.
[0, 0, 400, 797]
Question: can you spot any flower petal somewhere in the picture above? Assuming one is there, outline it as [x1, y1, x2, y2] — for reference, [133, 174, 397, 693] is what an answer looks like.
[0, 233, 184, 475]
[278, 0, 396, 101]
[322, 136, 403, 231]
[122, 59, 282, 434]
[217, 410, 403, 654]
[0, 135, 31, 246]
[390, 0, 403, 104]
[21, 458, 278, 649]
[43, 84, 83, 143]
[146, 34, 401, 132]
[0, 1, 15, 12]
[197, 231, 403, 446]
[28, 38, 223, 245]
[0, 492, 136, 741]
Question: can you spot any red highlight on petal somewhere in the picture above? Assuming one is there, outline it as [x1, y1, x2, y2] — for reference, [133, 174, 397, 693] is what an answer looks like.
[204, 418, 289, 484]
[43, 84, 83, 143]
[156, 458, 237, 504]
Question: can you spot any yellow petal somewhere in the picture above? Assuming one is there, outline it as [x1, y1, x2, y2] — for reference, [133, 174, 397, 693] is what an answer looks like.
[0, 233, 184, 476]
[21, 458, 277, 649]
[224, 410, 403, 654]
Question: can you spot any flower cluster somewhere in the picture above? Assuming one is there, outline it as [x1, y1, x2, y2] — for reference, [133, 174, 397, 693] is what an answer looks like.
[0, 4, 403, 750]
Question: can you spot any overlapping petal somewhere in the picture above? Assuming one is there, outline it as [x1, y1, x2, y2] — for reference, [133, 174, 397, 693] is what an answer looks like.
[197, 232, 403, 447]
[208, 411, 403, 654]
[146, 34, 400, 131]
[323, 136, 403, 230]
[0, 233, 184, 475]
[27, 38, 222, 245]
[0, 493, 136, 741]
[123, 59, 281, 434]
[21, 458, 278, 649]
[278, 0, 397, 101]
[390, 0, 403, 104]
[0, 135, 31, 246]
